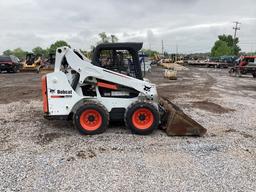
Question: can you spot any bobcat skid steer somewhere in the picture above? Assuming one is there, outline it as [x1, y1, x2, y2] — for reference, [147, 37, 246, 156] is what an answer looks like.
[41, 43, 206, 136]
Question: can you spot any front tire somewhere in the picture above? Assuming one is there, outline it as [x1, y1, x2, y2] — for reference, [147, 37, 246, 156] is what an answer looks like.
[125, 101, 159, 135]
[73, 101, 109, 135]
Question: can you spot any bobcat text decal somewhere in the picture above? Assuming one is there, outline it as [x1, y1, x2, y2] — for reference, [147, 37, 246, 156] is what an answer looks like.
[50, 89, 72, 98]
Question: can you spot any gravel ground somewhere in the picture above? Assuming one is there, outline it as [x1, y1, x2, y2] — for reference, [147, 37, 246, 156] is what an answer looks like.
[0, 67, 255, 192]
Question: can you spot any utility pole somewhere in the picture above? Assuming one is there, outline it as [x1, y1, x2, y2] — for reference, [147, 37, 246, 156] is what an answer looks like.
[232, 21, 241, 55]
[233, 21, 241, 39]
[111, 35, 114, 43]
[161, 40, 164, 55]
[175, 44, 178, 62]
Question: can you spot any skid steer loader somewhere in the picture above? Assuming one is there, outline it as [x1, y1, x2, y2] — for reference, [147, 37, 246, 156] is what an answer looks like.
[37, 53, 55, 73]
[21, 53, 42, 72]
[41, 43, 206, 136]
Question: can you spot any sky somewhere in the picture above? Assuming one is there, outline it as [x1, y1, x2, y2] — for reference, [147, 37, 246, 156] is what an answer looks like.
[0, 0, 255, 54]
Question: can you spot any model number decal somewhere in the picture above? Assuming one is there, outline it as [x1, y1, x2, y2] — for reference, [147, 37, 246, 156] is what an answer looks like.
[51, 95, 72, 98]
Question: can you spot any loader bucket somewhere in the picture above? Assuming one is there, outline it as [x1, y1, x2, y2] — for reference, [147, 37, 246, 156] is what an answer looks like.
[159, 97, 207, 136]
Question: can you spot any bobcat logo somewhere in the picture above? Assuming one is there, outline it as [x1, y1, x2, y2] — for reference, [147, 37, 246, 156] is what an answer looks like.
[144, 86, 151, 92]
[49, 89, 55, 94]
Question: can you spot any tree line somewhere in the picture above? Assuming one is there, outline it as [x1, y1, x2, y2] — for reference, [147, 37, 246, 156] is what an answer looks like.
[3, 40, 70, 60]
[3, 32, 252, 60]
[1, 33, 121, 60]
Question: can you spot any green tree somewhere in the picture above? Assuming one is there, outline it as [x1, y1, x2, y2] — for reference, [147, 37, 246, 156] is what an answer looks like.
[32, 46, 46, 56]
[49, 40, 70, 54]
[44, 48, 51, 56]
[80, 49, 92, 59]
[3, 49, 13, 56]
[12, 48, 27, 59]
[98, 32, 110, 43]
[110, 35, 118, 43]
[97, 32, 118, 44]
[142, 49, 159, 57]
[211, 34, 241, 56]
[218, 34, 240, 55]
[211, 40, 232, 57]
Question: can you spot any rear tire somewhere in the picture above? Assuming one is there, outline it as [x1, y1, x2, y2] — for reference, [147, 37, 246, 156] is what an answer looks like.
[252, 72, 256, 78]
[125, 101, 159, 135]
[73, 101, 109, 135]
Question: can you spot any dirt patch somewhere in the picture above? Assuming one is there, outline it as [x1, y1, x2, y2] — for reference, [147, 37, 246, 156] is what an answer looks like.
[240, 132, 253, 138]
[0, 136, 17, 152]
[0, 86, 41, 104]
[76, 149, 97, 159]
[111, 147, 124, 152]
[35, 133, 64, 145]
[192, 100, 235, 114]
[0, 119, 8, 124]
[224, 129, 253, 138]
[0, 72, 42, 104]
[148, 67, 218, 100]
[224, 128, 238, 133]
[66, 156, 76, 161]
[240, 85, 256, 92]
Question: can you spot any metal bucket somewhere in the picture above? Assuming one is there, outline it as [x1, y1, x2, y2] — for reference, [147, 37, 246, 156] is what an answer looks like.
[159, 97, 207, 136]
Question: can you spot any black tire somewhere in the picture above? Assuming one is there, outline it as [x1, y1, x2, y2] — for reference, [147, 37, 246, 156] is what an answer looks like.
[229, 68, 235, 76]
[252, 72, 256, 78]
[36, 66, 41, 73]
[73, 101, 109, 135]
[12, 66, 18, 73]
[125, 101, 159, 135]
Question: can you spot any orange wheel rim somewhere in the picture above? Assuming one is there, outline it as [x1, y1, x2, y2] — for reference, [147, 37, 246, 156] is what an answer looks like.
[132, 108, 154, 129]
[80, 109, 102, 131]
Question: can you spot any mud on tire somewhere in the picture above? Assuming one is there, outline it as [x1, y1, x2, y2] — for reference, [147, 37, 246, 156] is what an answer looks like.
[125, 101, 159, 135]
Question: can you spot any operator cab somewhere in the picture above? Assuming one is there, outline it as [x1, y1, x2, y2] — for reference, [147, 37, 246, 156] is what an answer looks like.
[92, 43, 143, 80]
[240, 56, 256, 65]
[25, 53, 36, 65]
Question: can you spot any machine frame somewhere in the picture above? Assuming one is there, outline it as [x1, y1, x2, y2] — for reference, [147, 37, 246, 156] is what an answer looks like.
[43, 46, 158, 120]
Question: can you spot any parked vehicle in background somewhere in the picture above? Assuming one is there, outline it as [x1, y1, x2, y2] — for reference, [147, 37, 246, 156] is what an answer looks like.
[207, 57, 228, 68]
[20, 53, 43, 72]
[229, 56, 256, 78]
[0, 55, 20, 73]
[37, 53, 56, 73]
[219, 55, 238, 67]
[139, 52, 152, 75]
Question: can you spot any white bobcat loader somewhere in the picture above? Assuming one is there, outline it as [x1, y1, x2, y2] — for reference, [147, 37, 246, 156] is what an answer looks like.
[42, 43, 206, 136]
